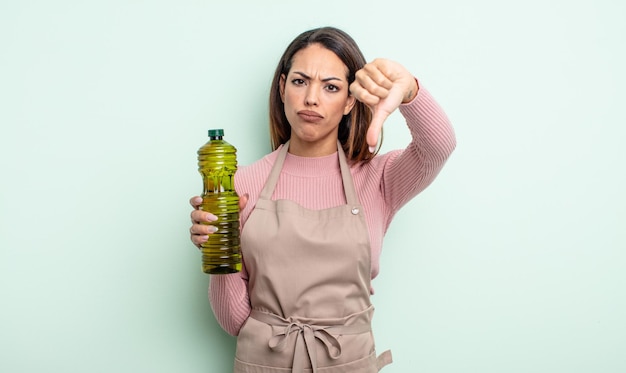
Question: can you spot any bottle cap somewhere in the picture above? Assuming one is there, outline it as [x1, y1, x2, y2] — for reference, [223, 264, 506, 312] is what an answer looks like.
[208, 129, 224, 137]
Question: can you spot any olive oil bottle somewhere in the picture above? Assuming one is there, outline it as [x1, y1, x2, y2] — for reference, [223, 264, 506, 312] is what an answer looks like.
[197, 129, 241, 274]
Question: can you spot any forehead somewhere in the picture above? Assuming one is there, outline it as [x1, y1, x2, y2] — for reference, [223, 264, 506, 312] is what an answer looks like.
[289, 44, 349, 78]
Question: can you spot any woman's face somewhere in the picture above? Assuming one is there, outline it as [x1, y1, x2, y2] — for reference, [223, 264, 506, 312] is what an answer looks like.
[280, 43, 356, 155]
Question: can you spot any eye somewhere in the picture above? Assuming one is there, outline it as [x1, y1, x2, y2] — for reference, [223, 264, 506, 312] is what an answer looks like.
[326, 84, 339, 92]
[291, 79, 306, 86]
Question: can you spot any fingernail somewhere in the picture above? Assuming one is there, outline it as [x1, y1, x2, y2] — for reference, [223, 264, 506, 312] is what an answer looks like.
[369, 146, 376, 153]
[206, 213, 218, 222]
[208, 226, 218, 233]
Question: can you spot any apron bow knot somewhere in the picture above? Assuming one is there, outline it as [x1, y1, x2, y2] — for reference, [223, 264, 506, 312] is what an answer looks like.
[250, 307, 374, 373]
[268, 320, 342, 373]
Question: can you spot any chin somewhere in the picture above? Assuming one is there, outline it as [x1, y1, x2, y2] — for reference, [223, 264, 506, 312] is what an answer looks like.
[292, 128, 320, 142]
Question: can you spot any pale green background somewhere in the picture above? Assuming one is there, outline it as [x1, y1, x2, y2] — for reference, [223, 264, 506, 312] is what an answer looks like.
[1, 0, 624, 372]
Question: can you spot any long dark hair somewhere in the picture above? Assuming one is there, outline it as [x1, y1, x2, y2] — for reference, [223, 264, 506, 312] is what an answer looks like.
[268, 27, 378, 162]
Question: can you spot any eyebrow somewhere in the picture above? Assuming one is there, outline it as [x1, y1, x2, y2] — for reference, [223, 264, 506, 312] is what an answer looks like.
[292, 71, 344, 82]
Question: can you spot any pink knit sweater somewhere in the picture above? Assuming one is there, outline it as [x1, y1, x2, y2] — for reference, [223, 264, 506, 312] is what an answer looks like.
[209, 87, 456, 336]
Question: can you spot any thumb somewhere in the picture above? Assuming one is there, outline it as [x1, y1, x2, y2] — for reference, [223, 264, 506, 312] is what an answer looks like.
[366, 82, 407, 152]
[366, 108, 390, 152]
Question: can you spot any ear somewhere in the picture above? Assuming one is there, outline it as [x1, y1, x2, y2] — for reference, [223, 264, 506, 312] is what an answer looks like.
[279, 74, 286, 103]
[343, 94, 356, 115]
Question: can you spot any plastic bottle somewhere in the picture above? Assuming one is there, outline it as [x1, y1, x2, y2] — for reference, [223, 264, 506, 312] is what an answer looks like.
[197, 129, 241, 274]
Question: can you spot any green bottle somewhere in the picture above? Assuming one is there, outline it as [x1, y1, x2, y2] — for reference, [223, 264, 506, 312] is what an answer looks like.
[197, 129, 241, 274]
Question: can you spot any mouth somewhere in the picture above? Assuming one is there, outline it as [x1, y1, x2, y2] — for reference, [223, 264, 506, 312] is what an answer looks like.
[297, 110, 323, 123]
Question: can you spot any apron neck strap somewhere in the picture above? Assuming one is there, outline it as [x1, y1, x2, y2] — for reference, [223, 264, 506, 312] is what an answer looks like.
[336, 141, 359, 206]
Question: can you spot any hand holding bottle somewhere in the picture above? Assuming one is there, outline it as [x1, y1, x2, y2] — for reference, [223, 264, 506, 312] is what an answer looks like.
[189, 194, 248, 249]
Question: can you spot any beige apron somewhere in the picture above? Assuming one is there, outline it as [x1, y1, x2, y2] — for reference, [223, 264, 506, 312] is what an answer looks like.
[234, 141, 392, 373]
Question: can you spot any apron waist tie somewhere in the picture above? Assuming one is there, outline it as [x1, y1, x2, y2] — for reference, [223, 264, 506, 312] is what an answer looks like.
[250, 308, 373, 373]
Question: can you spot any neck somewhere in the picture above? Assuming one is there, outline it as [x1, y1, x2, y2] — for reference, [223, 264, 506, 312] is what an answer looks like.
[288, 136, 338, 157]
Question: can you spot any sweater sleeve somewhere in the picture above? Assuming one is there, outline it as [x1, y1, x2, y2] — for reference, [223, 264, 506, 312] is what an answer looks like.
[208, 263, 251, 336]
[381, 86, 456, 217]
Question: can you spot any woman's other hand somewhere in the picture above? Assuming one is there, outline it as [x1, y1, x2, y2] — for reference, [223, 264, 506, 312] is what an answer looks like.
[350, 58, 419, 151]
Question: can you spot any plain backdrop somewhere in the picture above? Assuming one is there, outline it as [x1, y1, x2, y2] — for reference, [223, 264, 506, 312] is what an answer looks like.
[1, 1, 624, 372]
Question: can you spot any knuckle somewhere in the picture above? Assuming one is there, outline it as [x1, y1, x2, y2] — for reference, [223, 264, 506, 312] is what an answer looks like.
[191, 210, 204, 222]
[376, 76, 389, 86]
[376, 87, 389, 98]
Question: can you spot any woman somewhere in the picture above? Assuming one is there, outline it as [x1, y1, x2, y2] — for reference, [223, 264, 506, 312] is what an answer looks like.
[189, 26, 456, 372]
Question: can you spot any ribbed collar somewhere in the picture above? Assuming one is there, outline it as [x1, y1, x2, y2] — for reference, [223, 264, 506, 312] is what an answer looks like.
[280, 150, 341, 177]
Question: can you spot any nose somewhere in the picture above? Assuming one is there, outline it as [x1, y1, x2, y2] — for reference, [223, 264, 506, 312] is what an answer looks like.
[304, 86, 318, 107]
